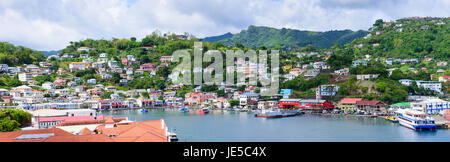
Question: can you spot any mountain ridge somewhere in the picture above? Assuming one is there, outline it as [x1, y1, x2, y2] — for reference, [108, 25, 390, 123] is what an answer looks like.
[202, 25, 368, 50]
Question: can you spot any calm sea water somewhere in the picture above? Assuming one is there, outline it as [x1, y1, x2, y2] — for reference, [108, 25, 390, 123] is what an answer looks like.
[100, 109, 450, 142]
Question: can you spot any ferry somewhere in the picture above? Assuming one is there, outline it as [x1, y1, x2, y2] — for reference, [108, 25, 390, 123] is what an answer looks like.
[397, 109, 437, 131]
[179, 107, 189, 113]
[255, 108, 301, 118]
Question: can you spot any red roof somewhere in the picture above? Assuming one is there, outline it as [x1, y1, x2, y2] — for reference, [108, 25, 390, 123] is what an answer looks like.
[78, 127, 94, 135]
[0, 128, 74, 142]
[105, 116, 115, 124]
[339, 98, 363, 104]
[37, 115, 102, 122]
[95, 119, 168, 142]
[355, 100, 386, 106]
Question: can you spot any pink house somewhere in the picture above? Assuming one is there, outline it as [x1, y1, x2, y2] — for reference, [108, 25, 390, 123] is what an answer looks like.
[160, 56, 173, 62]
[184, 93, 205, 105]
[140, 63, 156, 71]
[122, 58, 128, 65]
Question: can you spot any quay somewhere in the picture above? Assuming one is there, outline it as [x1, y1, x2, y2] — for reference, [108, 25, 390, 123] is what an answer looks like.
[431, 116, 450, 129]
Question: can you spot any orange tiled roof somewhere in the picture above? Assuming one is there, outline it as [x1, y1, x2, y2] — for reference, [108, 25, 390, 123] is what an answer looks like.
[0, 128, 74, 142]
[105, 116, 115, 124]
[78, 127, 94, 135]
[95, 119, 168, 142]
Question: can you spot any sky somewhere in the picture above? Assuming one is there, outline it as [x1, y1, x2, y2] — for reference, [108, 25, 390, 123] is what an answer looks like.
[0, 0, 449, 51]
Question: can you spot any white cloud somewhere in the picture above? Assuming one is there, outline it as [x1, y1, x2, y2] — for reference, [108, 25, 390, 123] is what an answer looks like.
[0, 0, 448, 50]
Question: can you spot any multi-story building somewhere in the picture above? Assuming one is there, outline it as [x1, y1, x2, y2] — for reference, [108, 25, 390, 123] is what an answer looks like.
[69, 62, 91, 71]
[18, 73, 33, 82]
[410, 99, 449, 115]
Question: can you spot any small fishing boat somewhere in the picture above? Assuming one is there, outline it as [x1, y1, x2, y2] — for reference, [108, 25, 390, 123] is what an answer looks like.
[200, 107, 210, 114]
[385, 116, 399, 123]
[179, 107, 189, 113]
[168, 132, 179, 142]
[239, 108, 249, 112]
[140, 108, 148, 113]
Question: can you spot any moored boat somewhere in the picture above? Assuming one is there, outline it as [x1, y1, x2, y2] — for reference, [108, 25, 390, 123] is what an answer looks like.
[179, 107, 189, 113]
[397, 109, 437, 130]
[200, 107, 210, 114]
[385, 116, 398, 123]
[255, 108, 301, 118]
[140, 108, 148, 113]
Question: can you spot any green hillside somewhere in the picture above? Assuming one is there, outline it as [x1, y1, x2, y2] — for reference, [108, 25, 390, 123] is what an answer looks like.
[0, 42, 45, 66]
[213, 25, 367, 50]
[342, 17, 450, 60]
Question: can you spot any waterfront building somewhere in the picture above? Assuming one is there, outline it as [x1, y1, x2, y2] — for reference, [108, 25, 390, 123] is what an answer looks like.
[338, 98, 363, 112]
[184, 93, 204, 106]
[390, 102, 411, 111]
[410, 99, 450, 115]
[355, 100, 387, 114]
[298, 99, 334, 111]
[278, 99, 301, 109]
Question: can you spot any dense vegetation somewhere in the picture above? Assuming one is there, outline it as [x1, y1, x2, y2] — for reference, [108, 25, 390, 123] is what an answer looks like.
[341, 17, 449, 60]
[205, 25, 367, 50]
[0, 42, 45, 66]
[0, 109, 32, 132]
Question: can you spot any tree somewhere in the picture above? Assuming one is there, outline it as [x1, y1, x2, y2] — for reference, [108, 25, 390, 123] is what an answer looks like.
[373, 19, 384, 27]
[141, 92, 149, 98]
[229, 100, 240, 107]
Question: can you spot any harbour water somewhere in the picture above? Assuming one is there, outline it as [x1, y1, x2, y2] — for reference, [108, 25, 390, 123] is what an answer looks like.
[100, 109, 450, 142]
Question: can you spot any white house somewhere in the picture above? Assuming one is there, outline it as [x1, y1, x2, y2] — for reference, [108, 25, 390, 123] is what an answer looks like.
[42, 82, 55, 90]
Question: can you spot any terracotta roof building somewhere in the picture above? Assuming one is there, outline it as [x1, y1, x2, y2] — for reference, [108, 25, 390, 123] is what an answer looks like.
[355, 100, 387, 114]
[0, 116, 169, 142]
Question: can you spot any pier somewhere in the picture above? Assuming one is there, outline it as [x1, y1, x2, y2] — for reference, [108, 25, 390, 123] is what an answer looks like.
[432, 116, 450, 129]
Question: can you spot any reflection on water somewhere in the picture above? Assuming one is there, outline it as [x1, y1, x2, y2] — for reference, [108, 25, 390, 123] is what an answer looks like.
[99, 109, 450, 142]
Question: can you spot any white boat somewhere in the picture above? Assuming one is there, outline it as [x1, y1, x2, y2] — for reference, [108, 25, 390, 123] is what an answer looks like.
[396, 109, 437, 130]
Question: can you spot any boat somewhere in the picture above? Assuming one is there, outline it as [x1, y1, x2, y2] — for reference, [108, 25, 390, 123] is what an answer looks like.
[179, 107, 189, 113]
[167, 132, 179, 142]
[255, 108, 301, 118]
[239, 108, 249, 112]
[140, 108, 148, 113]
[200, 107, 210, 114]
[397, 109, 437, 131]
[385, 116, 398, 123]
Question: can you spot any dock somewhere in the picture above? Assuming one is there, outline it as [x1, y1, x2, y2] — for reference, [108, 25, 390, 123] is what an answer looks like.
[431, 116, 450, 129]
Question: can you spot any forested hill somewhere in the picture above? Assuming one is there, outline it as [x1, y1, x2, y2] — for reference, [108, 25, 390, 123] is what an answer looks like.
[203, 25, 367, 50]
[0, 42, 45, 66]
[340, 17, 450, 60]
[202, 32, 233, 43]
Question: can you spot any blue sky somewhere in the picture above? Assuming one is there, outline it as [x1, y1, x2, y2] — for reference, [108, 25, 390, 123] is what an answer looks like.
[0, 0, 448, 51]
